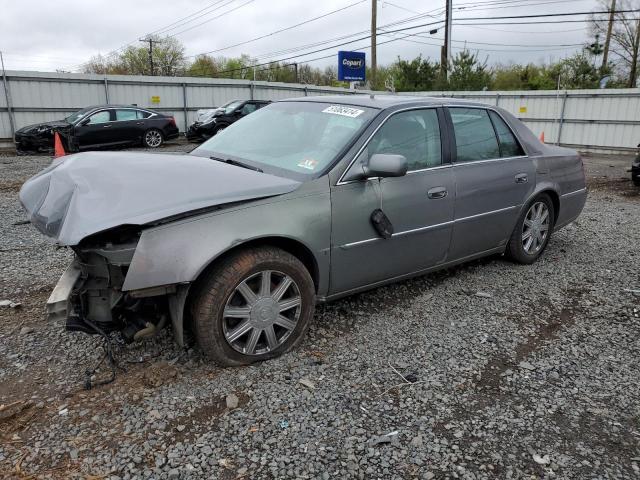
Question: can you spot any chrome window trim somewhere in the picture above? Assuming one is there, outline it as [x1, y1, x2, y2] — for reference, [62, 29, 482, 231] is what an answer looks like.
[452, 155, 528, 167]
[444, 104, 528, 161]
[336, 106, 445, 186]
[337, 205, 519, 250]
[81, 107, 158, 125]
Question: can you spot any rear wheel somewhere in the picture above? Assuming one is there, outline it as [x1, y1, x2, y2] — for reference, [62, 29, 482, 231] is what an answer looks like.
[505, 193, 555, 264]
[143, 129, 163, 148]
[191, 247, 315, 366]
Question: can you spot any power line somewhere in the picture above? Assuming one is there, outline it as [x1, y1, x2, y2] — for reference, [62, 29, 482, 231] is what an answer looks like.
[186, 0, 368, 58]
[166, 0, 257, 38]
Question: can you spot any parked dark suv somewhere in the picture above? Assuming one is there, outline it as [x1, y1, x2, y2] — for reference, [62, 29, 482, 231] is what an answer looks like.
[186, 99, 270, 142]
[15, 105, 179, 154]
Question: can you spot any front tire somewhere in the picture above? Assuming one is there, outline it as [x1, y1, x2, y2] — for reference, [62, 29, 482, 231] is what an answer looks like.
[505, 193, 555, 264]
[191, 247, 315, 366]
[142, 129, 163, 148]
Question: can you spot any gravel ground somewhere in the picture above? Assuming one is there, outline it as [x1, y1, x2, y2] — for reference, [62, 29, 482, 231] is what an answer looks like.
[0, 147, 639, 479]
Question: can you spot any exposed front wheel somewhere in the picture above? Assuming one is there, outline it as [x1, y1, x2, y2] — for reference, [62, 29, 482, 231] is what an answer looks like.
[143, 129, 163, 148]
[191, 247, 315, 366]
[505, 194, 555, 264]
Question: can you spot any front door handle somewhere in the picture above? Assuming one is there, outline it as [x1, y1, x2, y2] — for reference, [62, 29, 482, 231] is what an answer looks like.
[515, 173, 528, 183]
[102, 124, 112, 128]
[427, 186, 448, 199]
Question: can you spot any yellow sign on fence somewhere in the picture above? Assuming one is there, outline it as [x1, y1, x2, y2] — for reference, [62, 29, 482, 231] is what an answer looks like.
[519, 106, 527, 113]
[151, 96, 161, 104]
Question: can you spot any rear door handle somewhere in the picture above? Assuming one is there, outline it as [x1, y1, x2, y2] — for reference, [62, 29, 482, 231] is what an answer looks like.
[515, 173, 528, 183]
[102, 124, 112, 128]
[427, 186, 448, 199]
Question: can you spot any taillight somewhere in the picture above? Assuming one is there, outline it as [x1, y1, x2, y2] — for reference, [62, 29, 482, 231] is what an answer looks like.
[169, 117, 176, 127]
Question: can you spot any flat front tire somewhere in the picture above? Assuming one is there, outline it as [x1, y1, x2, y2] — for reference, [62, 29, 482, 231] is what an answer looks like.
[191, 247, 315, 366]
[505, 193, 555, 264]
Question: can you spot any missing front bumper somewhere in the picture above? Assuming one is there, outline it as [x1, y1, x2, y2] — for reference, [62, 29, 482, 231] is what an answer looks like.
[47, 259, 82, 322]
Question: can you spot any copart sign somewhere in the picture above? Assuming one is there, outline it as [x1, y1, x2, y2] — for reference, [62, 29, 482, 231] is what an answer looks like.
[338, 51, 366, 82]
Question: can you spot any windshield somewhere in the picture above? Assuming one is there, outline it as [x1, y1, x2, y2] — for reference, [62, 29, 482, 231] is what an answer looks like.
[224, 101, 244, 114]
[192, 101, 377, 179]
[64, 107, 94, 124]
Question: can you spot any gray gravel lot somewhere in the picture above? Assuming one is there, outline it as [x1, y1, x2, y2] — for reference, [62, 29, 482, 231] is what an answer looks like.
[0, 147, 639, 479]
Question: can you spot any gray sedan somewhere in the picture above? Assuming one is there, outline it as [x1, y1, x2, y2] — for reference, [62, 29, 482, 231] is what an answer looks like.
[20, 95, 587, 366]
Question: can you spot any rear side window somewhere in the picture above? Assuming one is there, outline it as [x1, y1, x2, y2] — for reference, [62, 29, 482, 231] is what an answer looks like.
[137, 110, 152, 119]
[489, 111, 525, 157]
[115, 109, 137, 121]
[450, 108, 500, 162]
[367, 109, 442, 171]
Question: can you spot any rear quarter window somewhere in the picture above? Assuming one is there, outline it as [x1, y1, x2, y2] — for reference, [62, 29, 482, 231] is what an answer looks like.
[489, 111, 525, 158]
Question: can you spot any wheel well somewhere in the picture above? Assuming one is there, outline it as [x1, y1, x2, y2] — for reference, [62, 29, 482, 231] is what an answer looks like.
[539, 189, 560, 222]
[195, 237, 320, 293]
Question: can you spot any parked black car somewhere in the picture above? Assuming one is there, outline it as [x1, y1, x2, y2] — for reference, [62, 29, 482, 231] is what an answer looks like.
[632, 143, 640, 186]
[15, 105, 179, 154]
[186, 99, 270, 142]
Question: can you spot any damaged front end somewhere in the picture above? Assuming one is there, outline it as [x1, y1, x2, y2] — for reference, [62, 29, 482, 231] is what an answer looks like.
[50, 228, 189, 346]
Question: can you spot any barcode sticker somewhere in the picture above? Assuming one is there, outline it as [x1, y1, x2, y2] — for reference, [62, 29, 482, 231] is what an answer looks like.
[321, 105, 364, 118]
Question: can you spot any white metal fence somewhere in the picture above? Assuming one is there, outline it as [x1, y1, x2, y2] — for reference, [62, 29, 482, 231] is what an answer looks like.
[1, 70, 639, 153]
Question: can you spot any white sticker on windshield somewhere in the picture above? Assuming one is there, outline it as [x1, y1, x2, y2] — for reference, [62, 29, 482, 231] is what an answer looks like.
[322, 105, 364, 118]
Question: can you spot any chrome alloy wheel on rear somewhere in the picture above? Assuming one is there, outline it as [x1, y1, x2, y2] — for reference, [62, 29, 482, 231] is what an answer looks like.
[222, 270, 301, 356]
[145, 130, 162, 147]
[522, 201, 550, 254]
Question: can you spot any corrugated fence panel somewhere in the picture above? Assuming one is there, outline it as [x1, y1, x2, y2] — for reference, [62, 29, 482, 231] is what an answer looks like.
[1, 72, 638, 152]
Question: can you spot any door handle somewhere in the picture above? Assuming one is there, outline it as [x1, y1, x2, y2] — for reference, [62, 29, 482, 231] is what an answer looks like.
[102, 124, 112, 128]
[427, 186, 448, 199]
[515, 173, 528, 183]
[136, 122, 144, 125]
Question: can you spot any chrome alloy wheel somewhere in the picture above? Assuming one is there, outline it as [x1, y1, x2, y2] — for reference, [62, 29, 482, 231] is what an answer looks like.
[145, 130, 162, 147]
[522, 201, 550, 254]
[222, 270, 301, 356]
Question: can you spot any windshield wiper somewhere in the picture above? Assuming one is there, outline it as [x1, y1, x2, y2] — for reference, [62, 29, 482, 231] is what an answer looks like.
[210, 156, 263, 173]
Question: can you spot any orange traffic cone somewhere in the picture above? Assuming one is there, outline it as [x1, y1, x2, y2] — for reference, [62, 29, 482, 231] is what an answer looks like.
[539, 131, 545, 143]
[53, 131, 66, 158]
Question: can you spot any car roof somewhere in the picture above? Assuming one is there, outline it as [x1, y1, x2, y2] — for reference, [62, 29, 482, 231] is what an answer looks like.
[282, 94, 482, 110]
[82, 105, 159, 112]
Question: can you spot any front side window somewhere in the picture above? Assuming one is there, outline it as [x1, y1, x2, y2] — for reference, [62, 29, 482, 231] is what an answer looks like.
[115, 109, 137, 121]
[367, 109, 442, 171]
[450, 108, 500, 162]
[224, 101, 244, 114]
[192, 101, 377, 180]
[489, 111, 525, 158]
[87, 111, 111, 125]
[241, 103, 258, 115]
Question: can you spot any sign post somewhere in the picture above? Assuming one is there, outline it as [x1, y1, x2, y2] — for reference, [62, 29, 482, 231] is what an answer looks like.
[338, 51, 366, 84]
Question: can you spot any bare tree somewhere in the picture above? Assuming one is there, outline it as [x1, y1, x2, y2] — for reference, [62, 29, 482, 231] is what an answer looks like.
[592, 0, 640, 87]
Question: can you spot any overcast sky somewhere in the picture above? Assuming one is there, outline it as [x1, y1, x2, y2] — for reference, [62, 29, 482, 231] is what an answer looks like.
[0, 0, 600, 73]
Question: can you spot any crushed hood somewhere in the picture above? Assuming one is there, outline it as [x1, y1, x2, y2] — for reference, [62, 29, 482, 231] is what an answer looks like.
[19, 151, 301, 245]
[16, 120, 71, 135]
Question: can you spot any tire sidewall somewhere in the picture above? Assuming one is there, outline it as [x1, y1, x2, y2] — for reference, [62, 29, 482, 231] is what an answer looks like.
[194, 250, 315, 366]
[511, 194, 555, 263]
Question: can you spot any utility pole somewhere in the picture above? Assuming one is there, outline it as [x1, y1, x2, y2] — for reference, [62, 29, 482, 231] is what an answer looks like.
[293, 62, 299, 83]
[441, 0, 453, 79]
[601, 0, 616, 72]
[139, 37, 161, 76]
[371, 0, 377, 87]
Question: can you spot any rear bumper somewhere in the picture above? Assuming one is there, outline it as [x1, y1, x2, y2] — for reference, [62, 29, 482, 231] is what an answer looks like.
[164, 127, 180, 141]
[632, 160, 640, 185]
[556, 187, 588, 230]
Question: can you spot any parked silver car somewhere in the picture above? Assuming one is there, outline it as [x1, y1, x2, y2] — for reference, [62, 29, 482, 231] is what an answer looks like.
[20, 96, 587, 366]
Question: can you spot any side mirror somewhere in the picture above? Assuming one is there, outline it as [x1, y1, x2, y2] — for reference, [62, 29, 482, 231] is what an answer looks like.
[363, 154, 408, 178]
